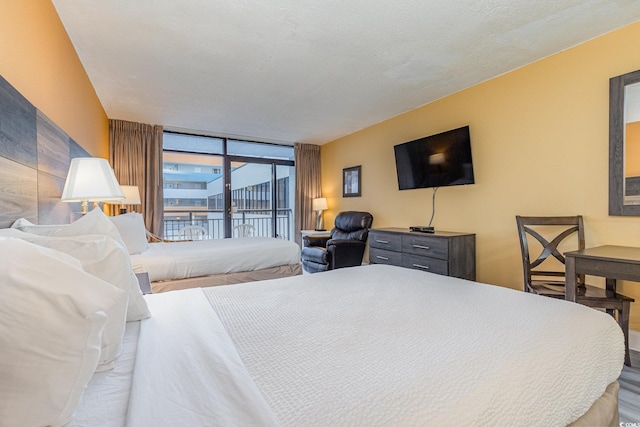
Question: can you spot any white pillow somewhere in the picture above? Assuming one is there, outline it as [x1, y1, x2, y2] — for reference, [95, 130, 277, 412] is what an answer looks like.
[4, 230, 130, 370]
[14, 230, 151, 323]
[8, 209, 150, 322]
[11, 217, 67, 235]
[55, 208, 128, 250]
[109, 212, 149, 255]
[0, 237, 127, 426]
[31, 208, 151, 322]
[0, 227, 31, 238]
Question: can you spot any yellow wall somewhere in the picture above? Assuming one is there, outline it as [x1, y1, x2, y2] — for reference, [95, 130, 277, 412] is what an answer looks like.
[322, 21, 640, 331]
[0, 1, 108, 157]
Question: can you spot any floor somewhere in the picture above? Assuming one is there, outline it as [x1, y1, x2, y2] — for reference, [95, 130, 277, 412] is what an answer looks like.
[619, 349, 640, 423]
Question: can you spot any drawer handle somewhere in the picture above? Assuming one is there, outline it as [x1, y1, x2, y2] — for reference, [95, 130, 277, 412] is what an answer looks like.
[376, 255, 389, 260]
[412, 263, 430, 270]
[412, 244, 430, 250]
[376, 239, 389, 244]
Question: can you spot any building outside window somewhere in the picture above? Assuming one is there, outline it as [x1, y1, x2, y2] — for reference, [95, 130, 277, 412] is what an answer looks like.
[162, 132, 295, 240]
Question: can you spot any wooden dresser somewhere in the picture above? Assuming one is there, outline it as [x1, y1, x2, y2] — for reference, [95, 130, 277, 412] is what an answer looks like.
[368, 228, 476, 280]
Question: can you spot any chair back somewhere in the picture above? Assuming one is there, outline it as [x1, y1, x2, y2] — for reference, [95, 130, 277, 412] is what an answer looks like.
[515, 215, 585, 292]
[233, 223, 255, 238]
[178, 225, 209, 241]
[331, 211, 374, 241]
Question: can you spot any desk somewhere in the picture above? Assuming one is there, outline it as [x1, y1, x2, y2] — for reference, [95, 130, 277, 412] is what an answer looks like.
[565, 245, 639, 366]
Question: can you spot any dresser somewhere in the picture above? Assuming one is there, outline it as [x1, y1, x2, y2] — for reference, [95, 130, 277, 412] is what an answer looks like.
[368, 228, 476, 280]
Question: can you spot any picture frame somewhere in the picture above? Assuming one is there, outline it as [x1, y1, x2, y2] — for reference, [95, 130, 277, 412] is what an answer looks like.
[343, 165, 361, 197]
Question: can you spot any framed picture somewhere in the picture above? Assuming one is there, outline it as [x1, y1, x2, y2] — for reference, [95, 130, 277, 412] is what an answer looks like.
[343, 165, 361, 197]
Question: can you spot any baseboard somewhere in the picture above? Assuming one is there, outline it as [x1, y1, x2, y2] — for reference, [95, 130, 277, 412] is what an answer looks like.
[630, 330, 640, 352]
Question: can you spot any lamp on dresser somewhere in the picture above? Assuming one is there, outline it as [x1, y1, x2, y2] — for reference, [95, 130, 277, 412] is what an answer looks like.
[312, 197, 328, 231]
[61, 157, 125, 214]
[118, 185, 141, 214]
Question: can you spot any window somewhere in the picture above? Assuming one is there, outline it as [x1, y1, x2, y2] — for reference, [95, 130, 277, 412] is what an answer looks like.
[162, 131, 295, 240]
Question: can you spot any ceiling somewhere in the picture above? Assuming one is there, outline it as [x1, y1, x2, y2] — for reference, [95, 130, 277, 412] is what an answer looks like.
[51, 0, 640, 145]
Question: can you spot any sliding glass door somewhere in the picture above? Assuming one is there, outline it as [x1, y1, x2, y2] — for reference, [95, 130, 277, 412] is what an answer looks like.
[162, 132, 294, 240]
[230, 161, 273, 238]
[227, 160, 295, 240]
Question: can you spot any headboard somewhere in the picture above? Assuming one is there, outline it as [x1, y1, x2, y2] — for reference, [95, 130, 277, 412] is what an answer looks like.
[0, 75, 89, 228]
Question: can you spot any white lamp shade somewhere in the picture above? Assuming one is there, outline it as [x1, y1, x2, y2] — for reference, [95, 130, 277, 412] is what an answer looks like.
[312, 197, 328, 211]
[61, 158, 125, 202]
[120, 185, 141, 205]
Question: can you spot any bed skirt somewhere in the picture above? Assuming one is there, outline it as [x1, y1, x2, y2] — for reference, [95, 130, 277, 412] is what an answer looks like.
[569, 381, 619, 427]
[150, 263, 302, 293]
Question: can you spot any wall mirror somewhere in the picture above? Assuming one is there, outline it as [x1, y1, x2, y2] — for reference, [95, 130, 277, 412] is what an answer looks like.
[609, 68, 640, 215]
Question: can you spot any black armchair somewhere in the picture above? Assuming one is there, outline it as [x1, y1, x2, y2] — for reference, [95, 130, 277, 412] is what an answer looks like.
[301, 211, 373, 273]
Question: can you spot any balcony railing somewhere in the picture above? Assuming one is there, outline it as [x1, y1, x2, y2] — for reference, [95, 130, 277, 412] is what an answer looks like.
[163, 208, 293, 241]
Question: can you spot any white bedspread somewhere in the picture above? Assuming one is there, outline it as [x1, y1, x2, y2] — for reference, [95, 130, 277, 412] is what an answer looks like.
[126, 288, 279, 427]
[129, 237, 300, 282]
[204, 264, 624, 427]
[73, 264, 624, 426]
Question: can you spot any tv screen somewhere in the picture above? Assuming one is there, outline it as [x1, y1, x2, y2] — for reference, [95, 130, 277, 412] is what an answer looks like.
[394, 126, 475, 190]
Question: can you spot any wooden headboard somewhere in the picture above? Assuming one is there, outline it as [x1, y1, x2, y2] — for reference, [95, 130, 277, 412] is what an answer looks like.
[0, 75, 89, 228]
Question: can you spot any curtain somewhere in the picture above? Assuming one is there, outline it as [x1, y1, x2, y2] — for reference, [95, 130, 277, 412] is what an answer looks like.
[294, 143, 322, 246]
[109, 119, 164, 236]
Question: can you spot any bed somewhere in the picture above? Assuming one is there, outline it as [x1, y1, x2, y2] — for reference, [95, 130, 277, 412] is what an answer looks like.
[0, 229, 624, 426]
[108, 211, 302, 292]
[72, 264, 623, 427]
[11, 209, 302, 292]
[130, 237, 302, 293]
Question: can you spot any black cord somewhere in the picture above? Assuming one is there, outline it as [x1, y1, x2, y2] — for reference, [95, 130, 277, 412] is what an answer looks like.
[427, 187, 439, 227]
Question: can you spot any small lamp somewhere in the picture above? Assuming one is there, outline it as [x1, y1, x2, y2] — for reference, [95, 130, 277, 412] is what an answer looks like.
[119, 185, 141, 214]
[61, 157, 125, 214]
[312, 197, 328, 231]
[429, 153, 445, 165]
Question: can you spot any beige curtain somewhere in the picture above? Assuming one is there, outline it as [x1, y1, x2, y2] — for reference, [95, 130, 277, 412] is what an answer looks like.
[109, 119, 164, 236]
[294, 143, 322, 246]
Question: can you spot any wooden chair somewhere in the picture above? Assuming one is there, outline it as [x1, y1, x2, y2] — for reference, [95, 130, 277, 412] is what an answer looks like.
[516, 215, 634, 366]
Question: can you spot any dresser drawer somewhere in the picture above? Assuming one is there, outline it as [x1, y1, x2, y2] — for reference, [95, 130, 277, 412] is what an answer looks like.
[368, 228, 475, 280]
[402, 234, 448, 260]
[369, 231, 402, 252]
[402, 254, 448, 275]
[369, 247, 402, 266]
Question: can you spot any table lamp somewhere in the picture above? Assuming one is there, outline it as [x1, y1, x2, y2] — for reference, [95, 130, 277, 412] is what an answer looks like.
[61, 157, 125, 214]
[312, 197, 328, 231]
[119, 185, 142, 214]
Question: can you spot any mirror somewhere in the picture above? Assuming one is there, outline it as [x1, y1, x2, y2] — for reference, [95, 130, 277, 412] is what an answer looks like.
[609, 69, 640, 215]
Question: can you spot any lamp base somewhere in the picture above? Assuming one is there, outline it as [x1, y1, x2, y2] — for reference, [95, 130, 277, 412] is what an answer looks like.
[314, 229, 326, 232]
[315, 211, 324, 231]
[80, 200, 89, 214]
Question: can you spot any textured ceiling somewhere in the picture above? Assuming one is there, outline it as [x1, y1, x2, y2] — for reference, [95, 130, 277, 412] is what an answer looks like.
[51, 0, 640, 145]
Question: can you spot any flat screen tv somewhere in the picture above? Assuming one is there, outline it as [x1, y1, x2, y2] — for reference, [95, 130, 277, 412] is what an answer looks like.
[394, 126, 475, 190]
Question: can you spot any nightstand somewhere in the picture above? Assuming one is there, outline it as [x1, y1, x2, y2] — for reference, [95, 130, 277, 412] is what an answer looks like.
[301, 229, 331, 239]
[135, 272, 152, 294]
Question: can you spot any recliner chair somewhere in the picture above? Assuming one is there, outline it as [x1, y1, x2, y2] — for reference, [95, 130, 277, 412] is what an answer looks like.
[301, 211, 373, 273]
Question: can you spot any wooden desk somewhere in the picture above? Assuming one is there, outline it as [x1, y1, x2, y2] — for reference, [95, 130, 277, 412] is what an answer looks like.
[565, 245, 640, 366]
